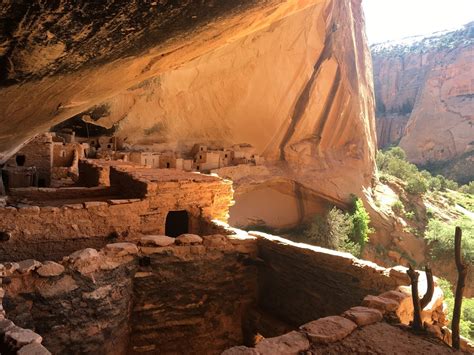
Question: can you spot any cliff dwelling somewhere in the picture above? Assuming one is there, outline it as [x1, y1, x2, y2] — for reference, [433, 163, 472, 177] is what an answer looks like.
[0, 0, 472, 354]
[0, 154, 461, 354]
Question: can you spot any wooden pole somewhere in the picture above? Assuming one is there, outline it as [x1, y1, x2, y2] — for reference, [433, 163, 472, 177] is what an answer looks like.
[407, 264, 423, 330]
[452, 227, 468, 350]
[420, 265, 434, 310]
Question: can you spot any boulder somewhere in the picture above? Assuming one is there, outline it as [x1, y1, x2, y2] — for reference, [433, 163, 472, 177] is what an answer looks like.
[36, 261, 65, 277]
[37, 275, 79, 298]
[343, 306, 383, 326]
[378, 290, 408, 303]
[0, 262, 19, 276]
[361, 295, 399, 313]
[5, 326, 42, 347]
[140, 235, 175, 247]
[69, 248, 99, 261]
[255, 331, 310, 355]
[104, 242, 139, 257]
[17, 259, 42, 274]
[300, 316, 357, 344]
[202, 234, 231, 248]
[0, 319, 14, 335]
[17, 343, 52, 355]
[175, 234, 203, 245]
[68, 248, 101, 275]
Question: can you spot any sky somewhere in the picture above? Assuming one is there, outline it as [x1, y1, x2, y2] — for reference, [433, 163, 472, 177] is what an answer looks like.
[363, 0, 474, 44]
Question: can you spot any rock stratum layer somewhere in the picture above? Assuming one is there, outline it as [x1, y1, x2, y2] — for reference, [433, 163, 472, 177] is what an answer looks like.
[0, 0, 376, 227]
[373, 23, 474, 183]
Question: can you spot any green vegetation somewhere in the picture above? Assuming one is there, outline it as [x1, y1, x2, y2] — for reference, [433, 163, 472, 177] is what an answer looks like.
[376, 147, 466, 195]
[349, 196, 372, 251]
[438, 278, 474, 341]
[459, 182, 474, 195]
[391, 200, 404, 214]
[303, 197, 372, 257]
[424, 217, 474, 263]
[304, 207, 353, 251]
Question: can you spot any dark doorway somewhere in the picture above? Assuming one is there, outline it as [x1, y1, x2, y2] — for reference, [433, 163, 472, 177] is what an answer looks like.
[15, 154, 26, 166]
[165, 210, 189, 237]
[38, 178, 46, 187]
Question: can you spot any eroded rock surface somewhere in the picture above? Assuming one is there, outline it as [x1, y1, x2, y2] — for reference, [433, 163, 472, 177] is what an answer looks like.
[0, 0, 376, 227]
[373, 23, 474, 182]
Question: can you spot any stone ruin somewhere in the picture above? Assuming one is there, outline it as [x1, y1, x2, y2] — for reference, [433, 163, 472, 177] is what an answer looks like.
[0, 155, 468, 354]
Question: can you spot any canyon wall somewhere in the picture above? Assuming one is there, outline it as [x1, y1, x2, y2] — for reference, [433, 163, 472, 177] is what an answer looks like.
[373, 23, 474, 183]
[0, 0, 377, 228]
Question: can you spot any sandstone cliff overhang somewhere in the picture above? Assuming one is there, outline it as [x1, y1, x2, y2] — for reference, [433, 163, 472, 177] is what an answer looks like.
[1, 0, 377, 207]
[0, 0, 329, 162]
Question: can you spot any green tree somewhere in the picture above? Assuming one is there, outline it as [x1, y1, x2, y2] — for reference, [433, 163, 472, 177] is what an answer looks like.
[424, 217, 474, 263]
[304, 207, 353, 250]
[349, 197, 372, 251]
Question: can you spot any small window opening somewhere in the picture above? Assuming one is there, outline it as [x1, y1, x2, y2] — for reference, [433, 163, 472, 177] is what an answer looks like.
[0, 231, 11, 242]
[166, 162, 170, 168]
[16, 154, 26, 166]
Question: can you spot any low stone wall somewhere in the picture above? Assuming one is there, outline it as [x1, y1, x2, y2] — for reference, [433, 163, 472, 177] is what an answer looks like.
[8, 186, 116, 201]
[0, 198, 147, 261]
[0, 234, 259, 354]
[254, 232, 408, 325]
[78, 159, 111, 187]
[2, 227, 468, 354]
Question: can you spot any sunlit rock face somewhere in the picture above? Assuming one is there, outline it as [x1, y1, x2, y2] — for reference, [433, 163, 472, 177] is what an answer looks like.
[373, 23, 474, 183]
[0, 0, 376, 227]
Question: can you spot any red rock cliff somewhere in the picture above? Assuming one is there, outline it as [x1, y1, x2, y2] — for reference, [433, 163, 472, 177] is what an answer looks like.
[373, 23, 474, 183]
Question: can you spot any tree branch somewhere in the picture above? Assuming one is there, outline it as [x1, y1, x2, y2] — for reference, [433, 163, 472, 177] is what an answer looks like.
[452, 227, 468, 350]
[407, 264, 423, 330]
[420, 265, 434, 310]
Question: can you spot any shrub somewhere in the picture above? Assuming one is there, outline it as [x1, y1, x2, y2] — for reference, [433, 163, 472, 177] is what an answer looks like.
[459, 181, 474, 194]
[428, 175, 443, 191]
[376, 147, 461, 195]
[424, 217, 474, 263]
[391, 200, 404, 214]
[446, 179, 459, 190]
[405, 211, 415, 220]
[349, 197, 372, 251]
[303, 199, 373, 258]
[406, 174, 428, 194]
[304, 207, 353, 250]
[438, 278, 474, 341]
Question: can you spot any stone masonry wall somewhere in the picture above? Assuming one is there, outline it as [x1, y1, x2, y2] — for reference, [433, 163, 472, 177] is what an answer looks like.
[5, 134, 53, 187]
[0, 199, 147, 261]
[1, 234, 259, 354]
[254, 233, 408, 326]
[8, 186, 117, 201]
[78, 159, 110, 187]
[0, 168, 233, 261]
[130, 235, 258, 354]
[1, 228, 464, 354]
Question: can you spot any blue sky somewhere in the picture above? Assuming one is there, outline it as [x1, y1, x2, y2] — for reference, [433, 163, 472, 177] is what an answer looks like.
[363, 0, 474, 43]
